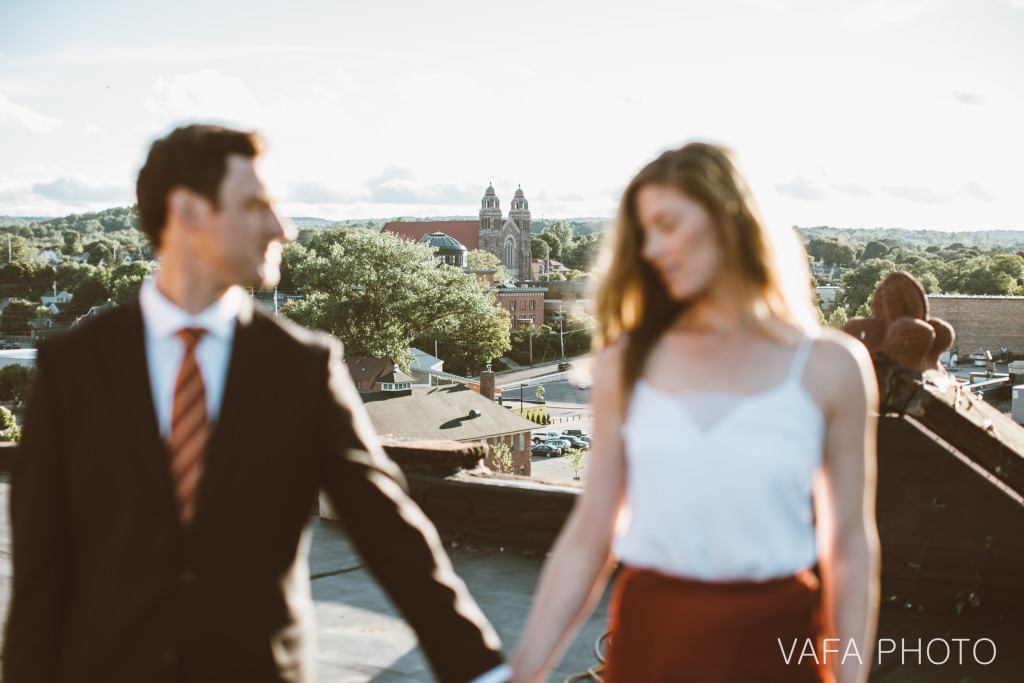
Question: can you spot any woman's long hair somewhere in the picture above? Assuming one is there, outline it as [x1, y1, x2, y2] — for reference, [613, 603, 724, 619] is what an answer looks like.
[594, 142, 819, 404]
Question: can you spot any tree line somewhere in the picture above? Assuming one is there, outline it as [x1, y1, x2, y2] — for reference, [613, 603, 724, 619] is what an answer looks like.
[812, 236, 1024, 328]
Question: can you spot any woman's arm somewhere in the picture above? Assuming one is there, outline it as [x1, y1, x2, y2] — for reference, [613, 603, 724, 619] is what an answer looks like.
[509, 344, 629, 683]
[814, 334, 881, 683]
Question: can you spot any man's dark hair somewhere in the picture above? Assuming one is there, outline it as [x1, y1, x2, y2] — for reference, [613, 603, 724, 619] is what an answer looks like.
[136, 124, 264, 248]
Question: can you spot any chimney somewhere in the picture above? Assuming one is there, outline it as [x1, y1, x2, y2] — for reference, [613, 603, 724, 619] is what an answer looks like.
[480, 364, 496, 402]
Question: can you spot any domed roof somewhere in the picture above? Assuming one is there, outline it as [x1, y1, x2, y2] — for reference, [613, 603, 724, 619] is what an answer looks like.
[514, 185, 525, 199]
[484, 183, 496, 196]
[418, 231, 468, 253]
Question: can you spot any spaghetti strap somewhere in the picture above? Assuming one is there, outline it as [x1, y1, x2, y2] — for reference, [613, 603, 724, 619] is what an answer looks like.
[787, 334, 815, 383]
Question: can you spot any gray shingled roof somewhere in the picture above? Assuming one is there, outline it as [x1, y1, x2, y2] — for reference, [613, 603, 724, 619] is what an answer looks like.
[361, 384, 536, 441]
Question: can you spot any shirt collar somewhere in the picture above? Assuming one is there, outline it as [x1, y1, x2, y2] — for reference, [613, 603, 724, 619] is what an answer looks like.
[139, 276, 246, 341]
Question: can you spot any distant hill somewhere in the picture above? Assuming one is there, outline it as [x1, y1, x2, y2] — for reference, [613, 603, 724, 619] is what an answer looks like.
[0, 216, 52, 226]
[796, 226, 1024, 250]
[4, 206, 1019, 252]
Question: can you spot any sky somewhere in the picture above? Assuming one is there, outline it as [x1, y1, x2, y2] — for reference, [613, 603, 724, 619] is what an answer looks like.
[1, 0, 1022, 232]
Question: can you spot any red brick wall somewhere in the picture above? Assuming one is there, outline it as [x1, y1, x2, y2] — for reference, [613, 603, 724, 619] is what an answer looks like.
[483, 432, 531, 476]
[495, 291, 544, 330]
[927, 296, 1024, 355]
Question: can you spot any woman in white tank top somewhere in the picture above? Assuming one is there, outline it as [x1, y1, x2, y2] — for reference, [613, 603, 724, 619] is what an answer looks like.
[511, 143, 880, 683]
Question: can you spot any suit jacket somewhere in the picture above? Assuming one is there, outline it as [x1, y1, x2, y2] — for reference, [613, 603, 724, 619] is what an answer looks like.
[2, 299, 504, 683]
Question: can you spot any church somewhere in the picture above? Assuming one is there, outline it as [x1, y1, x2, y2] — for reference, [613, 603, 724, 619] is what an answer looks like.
[381, 184, 533, 279]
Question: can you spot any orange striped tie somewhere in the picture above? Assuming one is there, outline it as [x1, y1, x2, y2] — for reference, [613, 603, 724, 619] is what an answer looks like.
[169, 328, 208, 524]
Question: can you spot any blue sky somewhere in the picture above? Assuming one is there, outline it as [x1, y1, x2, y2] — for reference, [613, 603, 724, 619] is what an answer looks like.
[1, 0, 1022, 231]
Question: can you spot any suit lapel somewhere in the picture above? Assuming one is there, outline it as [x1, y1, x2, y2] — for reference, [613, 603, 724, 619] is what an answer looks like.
[114, 301, 182, 524]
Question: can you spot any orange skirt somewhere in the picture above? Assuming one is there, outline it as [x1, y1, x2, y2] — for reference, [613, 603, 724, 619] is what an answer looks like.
[603, 566, 834, 683]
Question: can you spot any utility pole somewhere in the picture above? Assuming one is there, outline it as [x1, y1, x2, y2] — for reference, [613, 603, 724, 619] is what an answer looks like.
[520, 383, 526, 417]
[7, 235, 10, 263]
[557, 305, 565, 360]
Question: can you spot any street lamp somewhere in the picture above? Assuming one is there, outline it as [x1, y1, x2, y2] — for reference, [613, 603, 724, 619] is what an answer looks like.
[520, 383, 526, 417]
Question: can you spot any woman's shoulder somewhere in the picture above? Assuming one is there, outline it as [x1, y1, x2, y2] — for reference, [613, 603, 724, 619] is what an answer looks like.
[808, 327, 872, 371]
[806, 327, 878, 409]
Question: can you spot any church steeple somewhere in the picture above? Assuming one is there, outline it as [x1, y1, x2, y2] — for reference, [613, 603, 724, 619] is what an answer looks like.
[509, 185, 530, 233]
[479, 183, 502, 233]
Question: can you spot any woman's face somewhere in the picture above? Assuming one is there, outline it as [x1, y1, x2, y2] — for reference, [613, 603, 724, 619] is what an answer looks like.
[636, 183, 724, 302]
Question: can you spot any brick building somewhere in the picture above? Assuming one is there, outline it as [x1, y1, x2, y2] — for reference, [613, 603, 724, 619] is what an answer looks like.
[493, 284, 546, 331]
[927, 295, 1024, 356]
[381, 184, 533, 279]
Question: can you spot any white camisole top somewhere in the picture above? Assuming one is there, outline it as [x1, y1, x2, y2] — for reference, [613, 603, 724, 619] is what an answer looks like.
[612, 333, 825, 582]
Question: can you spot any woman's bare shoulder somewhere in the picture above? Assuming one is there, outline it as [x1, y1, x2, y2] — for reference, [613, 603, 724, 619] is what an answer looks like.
[808, 328, 878, 409]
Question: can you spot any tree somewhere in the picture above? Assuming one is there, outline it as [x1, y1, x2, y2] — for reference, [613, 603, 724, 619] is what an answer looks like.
[70, 275, 110, 314]
[837, 259, 895, 314]
[860, 241, 890, 261]
[805, 237, 828, 260]
[83, 240, 110, 266]
[63, 230, 82, 255]
[0, 235, 30, 264]
[0, 300, 36, 336]
[0, 364, 36, 404]
[989, 253, 1024, 283]
[534, 385, 545, 401]
[490, 441, 515, 475]
[563, 447, 586, 481]
[109, 260, 155, 304]
[56, 261, 99, 294]
[531, 236, 551, 260]
[466, 249, 512, 282]
[825, 306, 848, 329]
[822, 240, 857, 267]
[283, 229, 510, 372]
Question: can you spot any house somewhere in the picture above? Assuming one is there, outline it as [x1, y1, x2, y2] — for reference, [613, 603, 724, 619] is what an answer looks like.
[531, 257, 571, 279]
[36, 249, 62, 266]
[360, 369, 536, 475]
[41, 290, 73, 306]
[345, 357, 417, 394]
[66, 252, 90, 264]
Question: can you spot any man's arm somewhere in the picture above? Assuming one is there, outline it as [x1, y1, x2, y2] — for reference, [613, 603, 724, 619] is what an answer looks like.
[2, 349, 71, 682]
[315, 341, 505, 683]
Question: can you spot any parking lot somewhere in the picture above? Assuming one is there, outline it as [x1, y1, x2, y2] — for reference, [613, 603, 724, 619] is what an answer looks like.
[510, 377, 594, 485]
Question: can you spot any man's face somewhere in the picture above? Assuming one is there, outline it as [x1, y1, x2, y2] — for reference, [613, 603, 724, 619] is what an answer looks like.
[197, 154, 293, 289]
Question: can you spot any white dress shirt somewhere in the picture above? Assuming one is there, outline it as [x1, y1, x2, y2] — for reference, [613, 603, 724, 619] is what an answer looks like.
[138, 277, 245, 437]
[138, 276, 509, 682]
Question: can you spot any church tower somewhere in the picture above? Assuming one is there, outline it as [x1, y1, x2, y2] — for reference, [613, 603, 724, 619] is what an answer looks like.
[508, 186, 532, 280]
[479, 183, 502, 232]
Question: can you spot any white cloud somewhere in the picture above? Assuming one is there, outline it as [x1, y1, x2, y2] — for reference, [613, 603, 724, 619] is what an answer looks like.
[993, 0, 1024, 8]
[734, 0, 791, 9]
[143, 69, 352, 134]
[83, 123, 104, 136]
[845, 0, 931, 30]
[0, 95, 63, 133]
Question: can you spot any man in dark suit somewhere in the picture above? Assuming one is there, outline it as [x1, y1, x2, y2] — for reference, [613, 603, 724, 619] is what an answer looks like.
[2, 125, 508, 682]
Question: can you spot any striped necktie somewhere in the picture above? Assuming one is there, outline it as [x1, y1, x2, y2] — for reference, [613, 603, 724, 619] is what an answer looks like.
[169, 327, 208, 524]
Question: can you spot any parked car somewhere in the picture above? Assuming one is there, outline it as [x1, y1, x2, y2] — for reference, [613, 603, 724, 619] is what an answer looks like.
[562, 429, 593, 445]
[562, 435, 590, 450]
[0, 340, 19, 350]
[558, 361, 575, 371]
[532, 430, 563, 444]
[544, 438, 573, 452]
[576, 381, 591, 390]
[531, 443, 561, 458]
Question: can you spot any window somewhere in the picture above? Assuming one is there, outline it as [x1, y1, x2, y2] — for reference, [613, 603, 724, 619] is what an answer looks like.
[511, 299, 516, 311]
[518, 433, 525, 450]
[529, 299, 535, 310]
[520, 466, 526, 475]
